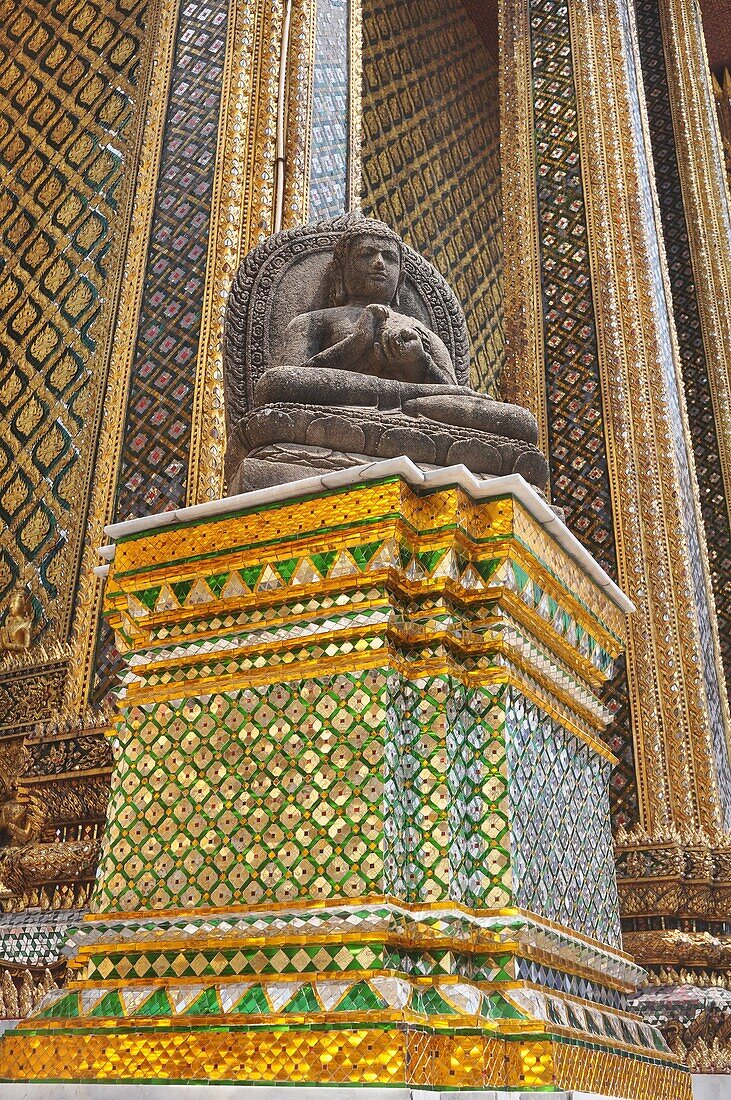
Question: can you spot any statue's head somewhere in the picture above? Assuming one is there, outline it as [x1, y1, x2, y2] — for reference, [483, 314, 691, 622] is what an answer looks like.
[326, 219, 404, 307]
[8, 591, 30, 617]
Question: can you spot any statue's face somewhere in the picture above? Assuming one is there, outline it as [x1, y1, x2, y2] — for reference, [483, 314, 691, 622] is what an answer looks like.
[343, 233, 400, 304]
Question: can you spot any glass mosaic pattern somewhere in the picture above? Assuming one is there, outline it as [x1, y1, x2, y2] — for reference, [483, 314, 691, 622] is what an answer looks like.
[361, 0, 504, 395]
[506, 689, 622, 947]
[0, 0, 147, 637]
[309, 0, 349, 220]
[529, 0, 636, 827]
[93, 0, 229, 700]
[115, 0, 228, 522]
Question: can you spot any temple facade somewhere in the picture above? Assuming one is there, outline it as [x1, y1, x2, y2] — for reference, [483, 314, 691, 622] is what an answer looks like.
[1, 0, 731, 1093]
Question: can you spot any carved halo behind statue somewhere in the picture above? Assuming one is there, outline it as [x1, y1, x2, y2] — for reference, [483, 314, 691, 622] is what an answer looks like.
[224, 213, 548, 493]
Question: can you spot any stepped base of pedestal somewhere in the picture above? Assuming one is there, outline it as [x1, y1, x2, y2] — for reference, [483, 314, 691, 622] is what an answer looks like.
[0, 903, 690, 1098]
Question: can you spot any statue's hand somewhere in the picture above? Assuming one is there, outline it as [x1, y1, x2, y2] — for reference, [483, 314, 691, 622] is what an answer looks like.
[375, 320, 429, 380]
[305, 304, 388, 369]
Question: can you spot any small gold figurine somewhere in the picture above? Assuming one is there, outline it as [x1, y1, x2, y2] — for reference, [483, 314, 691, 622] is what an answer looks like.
[0, 591, 33, 655]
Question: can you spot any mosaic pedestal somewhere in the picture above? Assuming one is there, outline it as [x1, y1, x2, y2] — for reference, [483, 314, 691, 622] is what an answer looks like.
[0, 466, 690, 1097]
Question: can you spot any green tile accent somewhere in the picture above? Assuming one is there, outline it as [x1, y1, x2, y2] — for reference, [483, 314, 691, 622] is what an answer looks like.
[474, 558, 500, 582]
[138, 586, 161, 611]
[310, 550, 338, 576]
[206, 572, 230, 598]
[240, 563, 264, 589]
[137, 988, 174, 1017]
[419, 988, 457, 1015]
[39, 992, 80, 1019]
[335, 980, 388, 1012]
[232, 985, 270, 1014]
[89, 990, 124, 1018]
[481, 993, 526, 1021]
[349, 542, 382, 570]
[184, 988, 221, 1015]
[417, 548, 446, 574]
[283, 984, 321, 1013]
[275, 558, 299, 584]
[171, 579, 194, 605]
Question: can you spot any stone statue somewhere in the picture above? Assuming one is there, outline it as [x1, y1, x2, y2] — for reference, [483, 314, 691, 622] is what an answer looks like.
[224, 214, 548, 492]
[0, 592, 33, 656]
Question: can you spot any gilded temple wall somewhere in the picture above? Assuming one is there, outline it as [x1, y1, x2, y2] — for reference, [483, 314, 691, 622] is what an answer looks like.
[0, 0, 150, 650]
[360, 0, 504, 396]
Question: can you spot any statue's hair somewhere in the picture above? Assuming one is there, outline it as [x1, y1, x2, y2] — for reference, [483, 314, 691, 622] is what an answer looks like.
[324, 219, 404, 306]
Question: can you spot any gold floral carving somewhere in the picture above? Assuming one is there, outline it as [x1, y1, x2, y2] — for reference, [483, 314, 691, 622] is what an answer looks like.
[567, 0, 730, 837]
[187, 0, 316, 506]
[498, 0, 548, 454]
[64, 0, 180, 713]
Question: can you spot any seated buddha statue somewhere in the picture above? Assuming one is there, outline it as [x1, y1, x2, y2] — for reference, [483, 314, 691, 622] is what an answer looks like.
[255, 220, 538, 445]
[224, 215, 548, 492]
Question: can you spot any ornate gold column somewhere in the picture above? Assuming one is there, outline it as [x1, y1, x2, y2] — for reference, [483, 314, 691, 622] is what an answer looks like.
[499, 0, 547, 455]
[499, 0, 731, 1015]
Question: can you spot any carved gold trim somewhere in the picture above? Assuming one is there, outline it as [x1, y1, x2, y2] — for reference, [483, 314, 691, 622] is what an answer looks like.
[187, 0, 316, 506]
[658, 0, 731, 770]
[499, 0, 548, 456]
[567, 0, 728, 837]
[347, 0, 363, 210]
[64, 0, 180, 713]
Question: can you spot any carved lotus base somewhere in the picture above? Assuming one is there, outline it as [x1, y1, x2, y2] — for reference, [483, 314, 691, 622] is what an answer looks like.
[229, 402, 549, 492]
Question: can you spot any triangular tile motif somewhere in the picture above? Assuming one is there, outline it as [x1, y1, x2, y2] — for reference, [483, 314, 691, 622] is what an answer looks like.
[267, 982, 303, 1011]
[310, 550, 338, 576]
[240, 563, 264, 589]
[481, 992, 527, 1021]
[418, 987, 457, 1015]
[314, 981, 353, 1010]
[441, 985, 481, 1016]
[256, 564, 283, 591]
[137, 988, 174, 1017]
[282, 984, 321, 1013]
[433, 549, 458, 580]
[122, 988, 158, 1016]
[221, 571, 249, 598]
[459, 564, 484, 591]
[184, 987, 221, 1015]
[474, 558, 500, 583]
[155, 584, 179, 612]
[126, 594, 149, 621]
[417, 547, 447, 575]
[291, 559, 321, 585]
[405, 557, 427, 581]
[206, 572, 230, 598]
[232, 984, 269, 1014]
[350, 541, 383, 570]
[38, 991, 79, 1019]
[88, 990, 123, 1018]
[172, 579, 194, 605]
[275, 557, 299, 585]
[185, 577, 214, 606]
[168, 987, 206, 1015]
[138, 586, 162, 611]
[513, 563, 530, 595]
[219, 983, 251, 1014]
[328, 550, 357, 578]
[367, 537, 398, 570]
[335, 980, 388, 1012]
[371, 976, 410, 1010]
